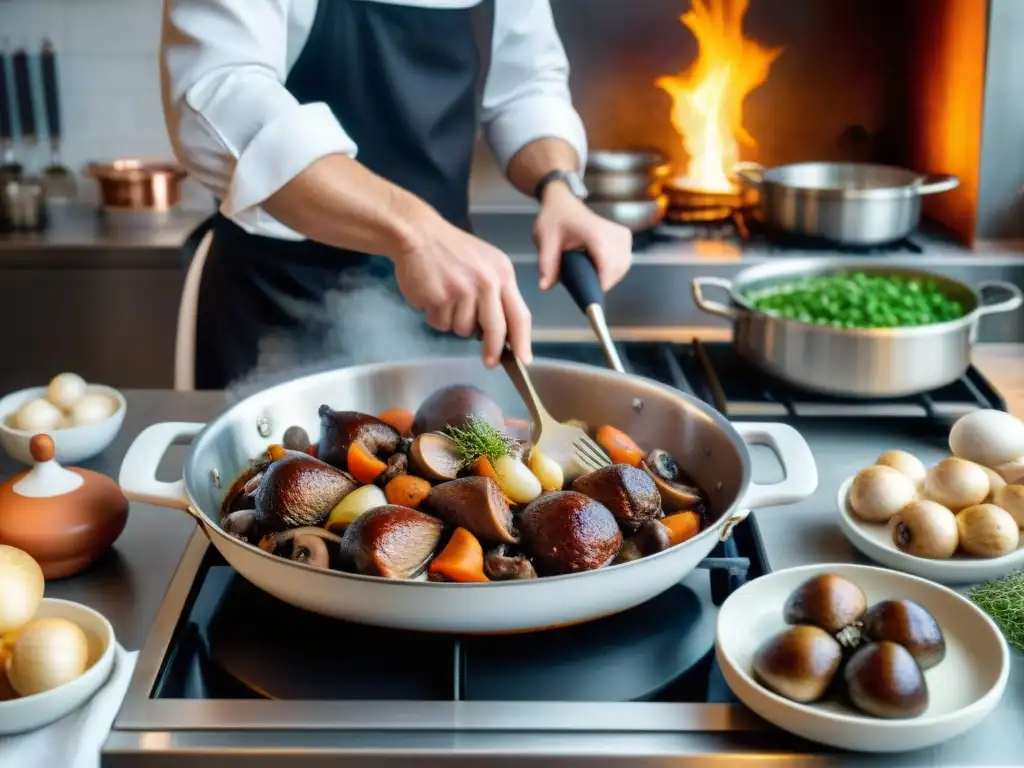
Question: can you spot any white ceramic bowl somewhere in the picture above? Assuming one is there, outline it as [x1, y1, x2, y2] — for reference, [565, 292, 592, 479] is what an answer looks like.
[0, 598, 116, 735]
[0, 385, 127, 466]
[837, 476, 1024, 584]
[716, 563, 1009, 753]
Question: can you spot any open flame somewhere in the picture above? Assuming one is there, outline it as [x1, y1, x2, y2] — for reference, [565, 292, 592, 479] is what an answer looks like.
[656, 0, 783, 193]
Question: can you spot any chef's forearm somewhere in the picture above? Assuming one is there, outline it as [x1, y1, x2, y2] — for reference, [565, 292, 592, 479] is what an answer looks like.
[505, 137, 581, 199]
[261, 154, 438, 259]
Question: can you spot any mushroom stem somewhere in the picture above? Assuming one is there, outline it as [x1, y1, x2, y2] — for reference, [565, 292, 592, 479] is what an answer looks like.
[222, 509, 259, 540]
[242, 472, 264, 496]
[290, 534, 331, 569]
[257, 526, 342, 553]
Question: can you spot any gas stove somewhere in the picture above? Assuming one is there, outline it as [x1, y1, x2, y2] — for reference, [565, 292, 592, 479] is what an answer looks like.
[104, 341, 1007, 766]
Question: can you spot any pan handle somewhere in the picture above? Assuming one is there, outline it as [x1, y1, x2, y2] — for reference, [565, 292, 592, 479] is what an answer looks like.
[691, 277, 738, 320]
[914, 174, 959, 195]
[731, 161, 764, 187]
[119, 422, 205, 511]
[974, 280, 1024, 318]
[718, 423, 818, 541]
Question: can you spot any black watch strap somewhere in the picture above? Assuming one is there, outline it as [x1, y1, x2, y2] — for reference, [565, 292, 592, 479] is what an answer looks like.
[534, 169, 587, 201]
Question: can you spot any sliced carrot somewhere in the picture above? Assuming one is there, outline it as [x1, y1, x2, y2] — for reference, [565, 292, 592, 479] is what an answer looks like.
[347, 441, 388, 485]
[428, 527, 489, 582]
[385, 474, 432, 509]
[267, 444, 288, 462]
[471, 456, 515, 505]
[661, 511, 700, 546]
[379, 408, 415, 436]
[596, 425, 645, 467]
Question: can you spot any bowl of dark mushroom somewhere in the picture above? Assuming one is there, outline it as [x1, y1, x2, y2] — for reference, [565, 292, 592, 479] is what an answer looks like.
[715, 563, 1009, 753]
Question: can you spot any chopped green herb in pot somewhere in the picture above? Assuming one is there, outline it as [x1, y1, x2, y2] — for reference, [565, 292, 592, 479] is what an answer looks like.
[446, 417, 515, 468]
[744, 272, 965, 329]
[967, 570, 1024, 653]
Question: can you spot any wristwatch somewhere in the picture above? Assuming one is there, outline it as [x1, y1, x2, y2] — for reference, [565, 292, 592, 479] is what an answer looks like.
[535, 169, 589, 201]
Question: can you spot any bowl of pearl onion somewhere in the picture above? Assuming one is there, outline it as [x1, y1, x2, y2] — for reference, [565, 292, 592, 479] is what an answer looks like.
[0, 374, 126, 465]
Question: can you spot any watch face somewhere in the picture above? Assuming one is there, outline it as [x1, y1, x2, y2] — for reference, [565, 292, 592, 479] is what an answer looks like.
[567, 172, 589, 199]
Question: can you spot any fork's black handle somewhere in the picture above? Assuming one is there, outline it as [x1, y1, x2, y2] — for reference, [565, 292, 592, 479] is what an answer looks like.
[559, 250, 603, 312]
[0, 53, 12, 145]
[12, 49, 35, 145]
[41, 40, 60, 143]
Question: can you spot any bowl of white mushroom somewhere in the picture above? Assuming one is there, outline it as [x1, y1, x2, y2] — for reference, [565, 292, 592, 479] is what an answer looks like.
[0, 374, 126, 466]
[837, 409, 1024, 585]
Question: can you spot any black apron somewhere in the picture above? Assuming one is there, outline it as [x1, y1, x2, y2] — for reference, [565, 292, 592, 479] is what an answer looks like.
[193, 0, 493, 390]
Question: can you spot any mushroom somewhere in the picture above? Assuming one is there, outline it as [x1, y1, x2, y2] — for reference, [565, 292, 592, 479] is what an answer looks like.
[784, 573, 867, 640]
[483, 544, 538, 580]
[254, 454, 360, 530]
[956, 503, 1019, 557]
[338, 505, 444, 579]
[844, 641, 929, 719]
[992, 485, 1024, 527]
[924, 457, 990, 513]
[890, 500, 958, 559]
[317, 407, 402, 469]
[519, 491, 622, 575]
[424, 476, 517, 544]
[641, 449, 702, 513]
[632, 517, 671, 556]
[221, 508, 260, 542]
[875, 450, 927, 488]
[256, 526, 342, 570]
[378, 452, 408, 486]
[862, 599, 946, 671]
[411, 384, 504, 436]
[752, 625, 843, 704]
[572, 463, 662, 532]
[849, 465, 917, 523]
[282, 425, 311, 452]
[408, 432, 462, 482]
[613, 539, 643, 564]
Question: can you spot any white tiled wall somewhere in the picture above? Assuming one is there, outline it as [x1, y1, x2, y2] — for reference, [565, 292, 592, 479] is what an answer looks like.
[0, 0, 213, 209]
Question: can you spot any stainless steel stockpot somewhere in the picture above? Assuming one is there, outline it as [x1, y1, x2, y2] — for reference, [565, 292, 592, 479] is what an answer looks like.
[119, 357, 816, 634]
[734, 162, 960, 246]
[692, 259, 1023, 398]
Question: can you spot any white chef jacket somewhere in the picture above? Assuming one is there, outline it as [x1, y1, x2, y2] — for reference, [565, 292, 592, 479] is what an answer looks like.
[160, 0, 588, 240]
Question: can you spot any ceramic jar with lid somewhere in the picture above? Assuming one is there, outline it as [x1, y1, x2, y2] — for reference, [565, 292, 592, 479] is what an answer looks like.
[0, 434, 128, 578]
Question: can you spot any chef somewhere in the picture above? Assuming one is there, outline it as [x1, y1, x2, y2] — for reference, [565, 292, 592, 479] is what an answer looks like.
[161, 0, 632, 389]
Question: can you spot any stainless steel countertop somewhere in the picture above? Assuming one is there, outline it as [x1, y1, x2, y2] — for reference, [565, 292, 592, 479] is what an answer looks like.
[1, 372, 1018, 765]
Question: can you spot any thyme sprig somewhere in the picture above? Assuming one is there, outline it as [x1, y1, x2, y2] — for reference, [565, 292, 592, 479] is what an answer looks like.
[967, 570, 1024, 653]
[446, 417, 515, 468]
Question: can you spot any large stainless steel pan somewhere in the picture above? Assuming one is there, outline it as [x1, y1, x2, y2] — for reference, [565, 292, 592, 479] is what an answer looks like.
[693, 259, 1023, 398]
[118, 358, 816, 633]
[734, 162, 959, 246]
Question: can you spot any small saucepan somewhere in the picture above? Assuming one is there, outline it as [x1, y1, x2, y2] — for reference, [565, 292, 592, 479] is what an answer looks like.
[734, 162, 960, 246]
[588, 195, 668, 233]
[585, 149, 672, 200]
[84, 160, 187, 212]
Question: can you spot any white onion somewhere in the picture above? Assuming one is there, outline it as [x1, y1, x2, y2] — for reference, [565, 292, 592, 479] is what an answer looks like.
[528, 449, 564, 492]
[993, 485, 1024, 528]
[46, 373, 88, 410]
[849, 465, 917, 522]
[949, 409, 1024, 469]
[6, 618, 89, 697]
[326, 484, 387, 530]
[925, 457, 990, 512]
[995, 457, 1024, 485]
[0, 546, 44, 635]
[13, 398, 62, 433]
[69, 393, 118, 427]
[875, 450, 926, 487]
[493, 454, 542, 504]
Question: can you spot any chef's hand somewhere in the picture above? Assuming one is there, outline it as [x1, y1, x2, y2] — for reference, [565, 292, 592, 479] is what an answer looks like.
[534, 184, 633, 292]
[392, 213, 532, 368]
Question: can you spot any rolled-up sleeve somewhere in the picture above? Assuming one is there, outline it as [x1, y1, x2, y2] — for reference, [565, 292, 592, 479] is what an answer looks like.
[160, 0, 356, 239]
[481, 0, 587, 174]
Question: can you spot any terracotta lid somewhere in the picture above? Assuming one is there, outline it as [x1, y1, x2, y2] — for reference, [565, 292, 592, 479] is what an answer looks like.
[0, 434, 128, 579]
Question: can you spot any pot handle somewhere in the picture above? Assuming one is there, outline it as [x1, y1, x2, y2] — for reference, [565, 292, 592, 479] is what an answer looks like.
[731, 161, 765, 187]
[718, 423, 818, 542]
[119, 422, 205, 511]
[974, 281, 1024, 318]
[914, 174, 959, 195]
[692, 277, 738, 320]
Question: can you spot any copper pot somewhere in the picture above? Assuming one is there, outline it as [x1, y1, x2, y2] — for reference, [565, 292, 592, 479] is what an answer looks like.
[84, 159, 187, 211]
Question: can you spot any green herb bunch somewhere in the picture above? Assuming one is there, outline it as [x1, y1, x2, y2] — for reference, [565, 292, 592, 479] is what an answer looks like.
[446, 417, 515, 468]
[968, 570, 1024, 653]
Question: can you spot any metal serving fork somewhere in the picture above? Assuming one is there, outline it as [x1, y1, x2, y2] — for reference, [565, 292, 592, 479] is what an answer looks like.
[500, 343, 611, 473]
